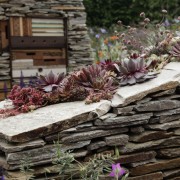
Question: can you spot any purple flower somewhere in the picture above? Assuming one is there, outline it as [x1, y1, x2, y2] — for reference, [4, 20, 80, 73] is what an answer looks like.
[95, 34, 100, 38]
[100, 28, 107, 34]
[109, 163, 125, 178]
[1, 175, 5, 180]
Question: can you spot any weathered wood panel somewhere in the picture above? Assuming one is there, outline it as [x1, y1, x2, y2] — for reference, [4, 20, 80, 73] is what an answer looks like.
[0, 21, 9, 50]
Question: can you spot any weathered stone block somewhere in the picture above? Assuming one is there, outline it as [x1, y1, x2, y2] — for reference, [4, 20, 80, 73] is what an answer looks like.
[113, 105, 135, 115]
[135, 100, 180, 112]
[129, 131, 173, 143]
[61, 128, 128, 143]
[94, 113, 152, 127]
[157, 147, 180, 158]
[104, 134, 129, 146]
[87, 141, 106, 151]
[0, 139, 45, 153]
[145, 120, 180, 130]
[120, 137, 180, 154]
[130, 158, 180, 176]
[115, 151, 157, 164]
[130, 126, 145, 134]
[127, 172, 163, 180]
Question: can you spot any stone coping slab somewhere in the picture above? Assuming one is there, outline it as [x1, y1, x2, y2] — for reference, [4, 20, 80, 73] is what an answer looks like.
[0, 100, 111, 142]
[112, 62, 180, 107]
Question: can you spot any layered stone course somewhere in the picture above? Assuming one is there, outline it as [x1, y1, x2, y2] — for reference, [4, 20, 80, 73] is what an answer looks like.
[0, 62, 180, 179]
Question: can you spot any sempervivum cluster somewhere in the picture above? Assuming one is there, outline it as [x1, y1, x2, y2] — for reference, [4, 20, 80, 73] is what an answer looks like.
[8, 85, 45, 112]
[118, 55, 157, 85]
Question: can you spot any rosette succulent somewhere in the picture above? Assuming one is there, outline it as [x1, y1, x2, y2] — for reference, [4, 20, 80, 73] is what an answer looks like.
[37, 71, 65, 92]
[118, 56, 157, 85]
[73, 64, 118, 103]
[73, 64, 117, 93]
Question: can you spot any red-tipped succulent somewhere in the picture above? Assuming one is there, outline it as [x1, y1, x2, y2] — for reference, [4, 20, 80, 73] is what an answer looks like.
[37, 71, 65, 92]
[73, 64, 118, 103]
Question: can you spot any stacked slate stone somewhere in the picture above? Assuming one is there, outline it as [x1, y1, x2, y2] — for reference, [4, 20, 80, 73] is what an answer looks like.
[0, 0, 93, 71]
[0, 62, 180, 180]
[0, 52, 10, 80]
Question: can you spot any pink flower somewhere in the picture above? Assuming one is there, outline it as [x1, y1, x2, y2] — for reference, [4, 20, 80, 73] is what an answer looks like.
[109, 163, 125, 178]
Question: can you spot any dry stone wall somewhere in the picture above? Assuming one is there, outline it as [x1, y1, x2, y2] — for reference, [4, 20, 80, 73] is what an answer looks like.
[0, 62, 180, 180]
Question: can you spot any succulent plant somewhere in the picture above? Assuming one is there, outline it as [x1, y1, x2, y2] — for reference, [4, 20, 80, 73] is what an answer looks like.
[72, 65, 118, 103]
[170, 41, 180, 58]
[118, 56, 157, 85]
[45, 76, 88, 104]
[37, 71, 65, 92]
[8, 85, 46, 112]
[73, 64, 117, 93]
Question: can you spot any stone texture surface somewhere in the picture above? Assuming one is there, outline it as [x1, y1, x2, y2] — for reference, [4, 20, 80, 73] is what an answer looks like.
[111, 62, 180, 107]
[145, 120, 180, 130]
[163, 169, 180, 179]
[129, 131, 173, 143]
[104, 134, 129, 146]
[61, 128, 128, 143]
[157, 148, 180, 158]
[120, 137, 180, 154]
[0, 139, 45, 153]
[0, 100, 111, 142]
[135, 100, 180, 112]
[127, 172, 163, 180]
[95, 113, 152, 126]
[115, 151, 157, 164]
[130, 158, 180, 176]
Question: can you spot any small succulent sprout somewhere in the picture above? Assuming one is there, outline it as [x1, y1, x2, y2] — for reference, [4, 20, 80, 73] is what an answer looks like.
[117, 55, 157, 85]
[37, 71, 65, 92]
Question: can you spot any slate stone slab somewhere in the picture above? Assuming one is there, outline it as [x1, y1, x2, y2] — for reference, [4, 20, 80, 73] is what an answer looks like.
[0, 138, 45, 153]
[154, 108, 180, 116]
[120, 137, 180, 154]
[0, 100, 111, 142]
[163, 169, 180, 179]
[135, 100, 180, 112]
[104, 134, 129, 146]
[174, 128, 180, 135]
[87, 141, 106, 151]
[130, 158, 180, 176]
[127, 172, 163, 180]
[113, 105, 135, 115]
[151, 88, 176, 97]
[157, 147, 180, 158]
[61, 128, 128, 143]
[129, 131, 173, 143]
[111, 62, 180, 107]
[130, 126, 145, 134]
[115, 151, 156, 164]
[95, 113, 152, 127]
[6, 140, 90, 165]
[145, 120, 180, 130]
